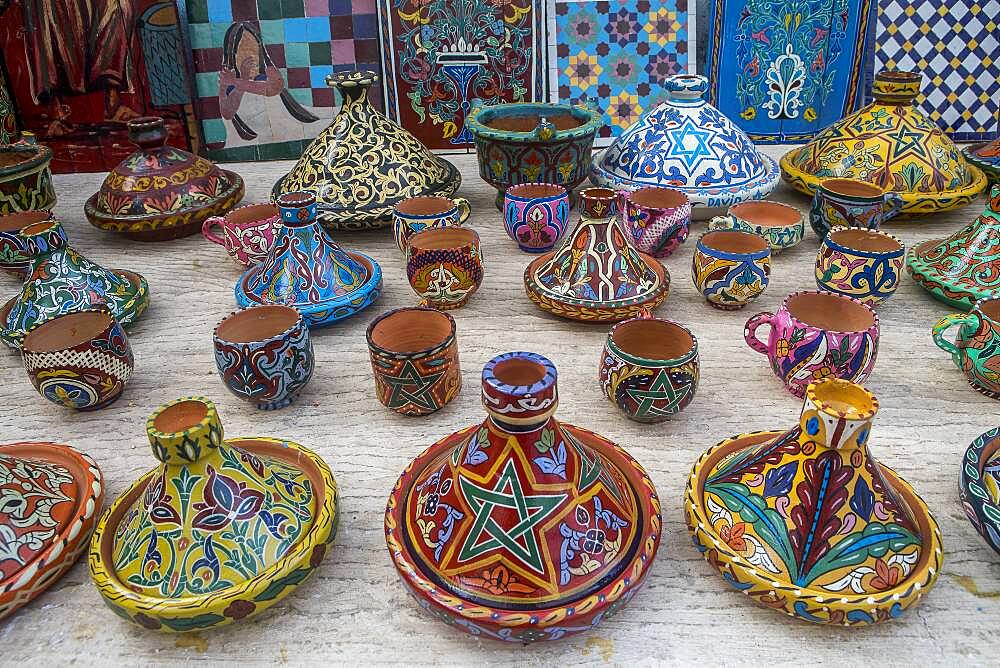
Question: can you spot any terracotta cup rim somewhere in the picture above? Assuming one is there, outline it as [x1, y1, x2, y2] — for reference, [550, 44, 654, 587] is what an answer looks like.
[805, 378, 879, 421]
[628, 186, 689, 210]
[395, 196, 457, 217]
[214, 305, 302, 345]
[784, 290, 877, 333]
[729, 200, 801, 228]
[225, 203, 280, 227]
[0, 210, 50, 233]
[699, 229, 770, 256]
[149, 399, 212, 437]
[22, 309, 115, 354]
[826, 227, 903, 254]
[579, 187, 617, 201]
[367, 307, 456, 356]
[609, 317, 697, 364]
[505, 183, 567, 200]
[408, 226, 479, 251]
[820, 178, 886, 199]
[975, 297, 1000, 323]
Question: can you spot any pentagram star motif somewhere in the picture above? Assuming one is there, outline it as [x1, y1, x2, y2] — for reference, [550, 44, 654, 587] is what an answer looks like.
[382, 359, 444, 412]
[626, 368, 691, 418]
[888, 125, 928, 161]
[457, 459, 567, 573]
[668, 117, 715, 171]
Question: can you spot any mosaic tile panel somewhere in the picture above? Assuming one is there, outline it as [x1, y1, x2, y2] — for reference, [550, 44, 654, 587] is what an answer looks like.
[873, 0, 1000, 141]
[549, 0, 695, 142]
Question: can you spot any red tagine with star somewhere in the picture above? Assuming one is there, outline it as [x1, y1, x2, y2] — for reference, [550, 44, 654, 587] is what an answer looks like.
[385, 351, 661, 643]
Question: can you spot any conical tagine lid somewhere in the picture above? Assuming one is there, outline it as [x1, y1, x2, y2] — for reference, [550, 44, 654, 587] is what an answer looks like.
[524, 188, 669, 322]
[781, 71, 987, 215]
[591, 75, 780, 209]
[908, 184, 1000, 309]
[0, 441, 103, 620]
[88, 396, 339, 632]
[85, 117, 244, 240]
[684, 378, 942, 625]
[273, 71, 461, 230]
[964, 137, 1000, 183]
[385, 352, 661, 642]
[0, 219, 149, 348]
[235, 191, 382, 328]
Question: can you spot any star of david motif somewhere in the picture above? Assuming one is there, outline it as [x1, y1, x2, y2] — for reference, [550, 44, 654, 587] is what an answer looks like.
[668, 117, 715, 171]
[457, 459, 567, 573]
[382, 359, 444, 412]
[887, 126, 928, 162]
[626, 368, 692, 418]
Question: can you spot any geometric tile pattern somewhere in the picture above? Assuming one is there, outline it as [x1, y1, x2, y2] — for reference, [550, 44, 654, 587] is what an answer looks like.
[873, 0, 1000, 141]
[550, 0, 694, 143]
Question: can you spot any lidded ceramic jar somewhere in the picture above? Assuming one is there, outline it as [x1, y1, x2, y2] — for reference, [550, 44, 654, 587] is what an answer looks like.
[0, 133, 55, 215]
[385, 352, 661, 642]
[685, 378, 942, 625]
[88, 396, 339, 632]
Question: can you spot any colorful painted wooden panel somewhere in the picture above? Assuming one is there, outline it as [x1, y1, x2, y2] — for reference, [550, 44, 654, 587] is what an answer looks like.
[183, 0, 382, 162]
[0, 0, 195, 173]
[377, 0, 547, 150]
[873, 0, 1000, 141]
[705, 0, 875, 144]
[549, 0, 695, 142]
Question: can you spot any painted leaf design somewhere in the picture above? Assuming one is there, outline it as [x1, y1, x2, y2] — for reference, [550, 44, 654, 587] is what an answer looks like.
[707, 483, 796, 578]
[763, 461, 798, 497]
[849, 478, 875, 522]
[709, 429, 800, 484]
[801, 522, 921, 586]
[533, 441, 567, 479]
[789, 450, 854, 584]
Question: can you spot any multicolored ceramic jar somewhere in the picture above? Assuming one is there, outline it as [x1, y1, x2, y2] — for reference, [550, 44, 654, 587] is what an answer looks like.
[202, 203, 280, 266]
[685, 378, 942, 625]
[392, 195, 471, 252]
[466, 101, 602, 208]
[815, 227, 905, 307]
[960, 427, 1000, 554]
[744, 290, 880, 397]
[932, 296, 1000, 399]
[405, 227, 484, 310]
[617, 186, 692, 258]
[21, 307, 134, 411]
[0, 137, 55, 215]
[89, 397, 339, 632]
[600, 313, 699, 423]
[691, 230, 771, 310]
[503, 183, 570, 253]
[707, 200, 804, 252]
[385, 352, 661, 642]
[809, 178, 902, 240]
[0, 209, 50, 276]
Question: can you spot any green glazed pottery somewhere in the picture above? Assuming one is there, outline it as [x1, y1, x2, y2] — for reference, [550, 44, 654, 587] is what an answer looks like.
[932, 295, 1000, 399]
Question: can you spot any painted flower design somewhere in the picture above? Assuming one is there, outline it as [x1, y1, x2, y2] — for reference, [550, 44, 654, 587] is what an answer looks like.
[458, 565, 537, 596]
[645, 50, 680, 83]
[608, 91, 642, 130]
[565, 7, 598, 47]
[645, 7, 681, 47]
[223, 599, 256, 620]
[605, 8, 640, 46]
[145, 474, 181, 524]
[565, 52, 602, 90]
[775, 338, 790, 357]
[812, 365, 832, 380]
[191, 465, 265, 531]
[719, 522, 748, 551]
[869, 558, 903, 590]
[606, 55, 637, 89]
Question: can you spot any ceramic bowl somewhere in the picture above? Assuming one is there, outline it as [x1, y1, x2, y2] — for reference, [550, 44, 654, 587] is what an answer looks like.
[816, 227, 905, 306]
[202, 202, 280, 266]
[503, 182, 570, 253]
[405, 227, 484, 310]
[618, 186, 692, 258]
[708, 200, 804, 252]
[0, 209, 50, 275]
[691, 230, 771, 310]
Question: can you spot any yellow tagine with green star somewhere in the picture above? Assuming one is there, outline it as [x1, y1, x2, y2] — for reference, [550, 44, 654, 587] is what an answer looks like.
[88, 396, 338, 632]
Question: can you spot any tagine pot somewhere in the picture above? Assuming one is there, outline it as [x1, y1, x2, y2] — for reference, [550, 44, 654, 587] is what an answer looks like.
[466, 101, 601, 209]
[964, 137, 1000, 186]
[0, 133, 55, 214]
[908, 184, 1000, 309]
[273, 71, 460, 230]
[0, 441, 103, 620]
[960, 427, 1000, 554]
[1, 219, 149, 349]
[235, 191, 382, 328]
[85, 117, 245, 241]
[685, 378, 942, 626]
[385, 351, 661, 643]
[524, 188, 670, 322]
[88, 396, 339, 632]
[781, 70, 987, 215]
[591, 75, 780, 214]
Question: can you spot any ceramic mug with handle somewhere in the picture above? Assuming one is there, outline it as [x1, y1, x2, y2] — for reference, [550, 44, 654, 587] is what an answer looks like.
[202, 203, 280, 266]
[809, 178, 903, 240]
[393, 195, 471, 253]
[932, 296, 1000, 399]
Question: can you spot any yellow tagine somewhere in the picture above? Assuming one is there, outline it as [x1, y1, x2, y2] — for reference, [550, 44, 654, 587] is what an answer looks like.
[88, 397, 338, 632]
[684, 378, 942, 626]
[780, 70, 986, 215]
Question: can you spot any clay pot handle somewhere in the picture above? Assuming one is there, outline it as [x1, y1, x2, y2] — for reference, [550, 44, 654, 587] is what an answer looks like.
[882, 191, 904, 221]
[932, 312, 977, 368]
[744, 312, 774, 355]
[452, 197, 471, 224]
[202, 217, 226, 245]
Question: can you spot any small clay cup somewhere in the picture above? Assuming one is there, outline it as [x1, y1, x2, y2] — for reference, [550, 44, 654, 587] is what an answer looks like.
[600, 311, 699, 422]
[708, 200, 805, 252]
[745, 290, 880, 396]
[617, 186, 692, 258]
[393, 195, 471, 253]
[366, 307, 461, 416]
[0, 209, 50, 276]
[810, 178, 902, 239]
[213, 305, 314, 410]
[202, 202, 280, 266]
[405, 227, 484, 310]
[691, 229, 771, 310]
[21, 306, 133, 411]
[932, 296, 1000, 399]
[503, 183, 569, 253]
[815, 226, 905, 306]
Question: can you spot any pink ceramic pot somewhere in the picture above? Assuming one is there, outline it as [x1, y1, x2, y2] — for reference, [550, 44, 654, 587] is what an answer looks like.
[503, 183, 569, 253]
[202, 203, 280, 266]
[617, 186, 691, 258]
[744, 290, 880, 397]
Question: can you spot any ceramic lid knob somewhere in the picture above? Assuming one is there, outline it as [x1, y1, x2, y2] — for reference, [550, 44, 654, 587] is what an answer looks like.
[21, 219, 67, 256]
[126, 116, 169, 150]
[481, 351, 558, 431]
[664, 74, 709, 101]
[872, 70, 922, 104]
[800, 378, 879, 451]
[275, 191, 318, 227]
[146, 397, 224, 464]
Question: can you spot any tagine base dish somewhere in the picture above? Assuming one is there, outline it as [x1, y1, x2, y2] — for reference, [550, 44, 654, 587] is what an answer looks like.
[88, 436, 338, 633]
[685, 430, 942, 626]
[907, 239, 985, 310]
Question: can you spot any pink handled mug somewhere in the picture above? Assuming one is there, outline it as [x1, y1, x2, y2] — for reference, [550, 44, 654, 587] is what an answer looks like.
[743, 290, 880, 397]
[202, 203, 280, 266]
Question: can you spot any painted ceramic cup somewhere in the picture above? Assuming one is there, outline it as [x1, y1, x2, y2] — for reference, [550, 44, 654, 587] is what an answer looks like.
[21, 306, 133, 411]
[0, 209, 51, 276]
[617, 186, 692, 258]
[691, 229, 771, 310]
[406, 227, 484, 310]
[600, 311, 699, 423]
[503, 182, 569, 253]
[366, 307, 461, 416]
[815, 226, 905, 307]
[202, 202, 280, 266]
[810, 178, 903, 239]
[708, 200, 805, 252]
[744, 290, 880, 397]
[393, 195, 471, 253]
[213, 304, 314, 410]
[932, 296, 1000, 399]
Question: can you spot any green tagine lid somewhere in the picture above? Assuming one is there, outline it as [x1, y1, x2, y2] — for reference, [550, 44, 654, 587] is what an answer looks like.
[88, 397, 339, 632]
[272, 71, 461, 230]
[908, 184, 1000, 309]
[684, 378, 942, 626]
